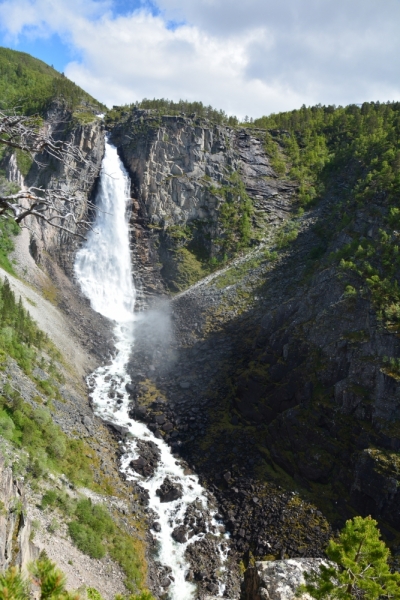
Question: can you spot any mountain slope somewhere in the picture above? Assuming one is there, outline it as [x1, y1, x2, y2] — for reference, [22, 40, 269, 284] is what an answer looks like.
[116, 101, 400, 562]
[0, 46, 105, 114]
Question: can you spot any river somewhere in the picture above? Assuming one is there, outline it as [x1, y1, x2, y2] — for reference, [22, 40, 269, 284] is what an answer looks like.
[74, 140, 227, 599]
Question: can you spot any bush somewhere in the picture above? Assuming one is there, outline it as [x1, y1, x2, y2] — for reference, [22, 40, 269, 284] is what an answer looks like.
[67, 499, 114, 560]
[41, 490, 58, 508]
[67, 521, 106, 559]
[87, 589, 104, 600]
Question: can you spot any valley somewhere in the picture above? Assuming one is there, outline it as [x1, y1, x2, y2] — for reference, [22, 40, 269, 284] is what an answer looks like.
[1, 47, 400, 600]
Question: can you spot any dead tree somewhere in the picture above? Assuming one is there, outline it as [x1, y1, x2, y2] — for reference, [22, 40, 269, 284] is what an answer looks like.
[0, 108, 98, 238]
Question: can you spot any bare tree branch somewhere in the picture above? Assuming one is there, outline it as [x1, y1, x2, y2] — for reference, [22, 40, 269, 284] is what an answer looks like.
[0, 107, 100, 237]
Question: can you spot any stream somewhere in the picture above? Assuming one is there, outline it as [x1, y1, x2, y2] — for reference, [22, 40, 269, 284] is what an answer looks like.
[74, 140, 227, 599]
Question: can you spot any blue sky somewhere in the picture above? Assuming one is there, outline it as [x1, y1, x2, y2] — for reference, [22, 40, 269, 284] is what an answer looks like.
[1, 33, 75, 72]
[0, 0, 399, 117]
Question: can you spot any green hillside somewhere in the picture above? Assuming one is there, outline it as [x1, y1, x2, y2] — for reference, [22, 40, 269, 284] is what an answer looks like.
[0, 46, 106, 114]
[245, 102, 400, 331]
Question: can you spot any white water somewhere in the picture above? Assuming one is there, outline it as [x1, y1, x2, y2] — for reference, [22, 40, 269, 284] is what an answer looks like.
[74, 142, 135, 322]
[74, 141, 226, 599]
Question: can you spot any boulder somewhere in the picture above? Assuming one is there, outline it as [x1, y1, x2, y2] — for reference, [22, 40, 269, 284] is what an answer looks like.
[156, 477, 183, 502]
[172, 525, 187, 543]
[241, 559, 327, 600]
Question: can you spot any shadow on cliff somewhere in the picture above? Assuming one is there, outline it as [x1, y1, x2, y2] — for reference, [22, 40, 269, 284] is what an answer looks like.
[127, 189, 400, 552]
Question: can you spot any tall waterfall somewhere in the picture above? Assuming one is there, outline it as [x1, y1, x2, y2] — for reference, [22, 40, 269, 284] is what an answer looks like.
[74, 140, 227, 599]
[74, 142, 135, 322]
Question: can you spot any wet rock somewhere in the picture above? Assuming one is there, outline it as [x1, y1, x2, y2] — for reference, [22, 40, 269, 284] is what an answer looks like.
[152, 522, 161, 532]
[156, 477, 183, 502]
[185, 536, 229, 598]
[172, 525, 187, 543]
[160, 577, 171, 588]
[125, 382, 136, 395]
[130, 406, 147, 420]
[130, 440, 161, 477]
[102, 418, 130, 436]
[207, 582, 219, 594]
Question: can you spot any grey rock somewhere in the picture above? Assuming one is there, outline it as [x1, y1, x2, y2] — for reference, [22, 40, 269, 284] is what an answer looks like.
[82, 415, 93, 430]
[160, 577, 171, 588]
[156, 477, 183, 502]
[241, 559, 328, 600]
[172, 525, 187, 543]
[102, 418, 130, 436]
[0, 455, 39, 572]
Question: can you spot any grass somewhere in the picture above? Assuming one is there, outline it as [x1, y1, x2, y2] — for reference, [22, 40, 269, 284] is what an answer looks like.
[0, 384, 95, 486]
[172, 247, 210, 291]
[42, 492, 151, 595]
[0, 277, 62, 375]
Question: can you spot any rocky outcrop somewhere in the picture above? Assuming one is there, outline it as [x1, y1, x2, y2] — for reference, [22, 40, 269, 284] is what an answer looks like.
[0, 455, 39, 572]
[110, 109, 297, 298]
[124, 152, 400, 561]
[4, 101, 105, 276]
[28, 105, 105, 275]
[241, 559, 326, 600]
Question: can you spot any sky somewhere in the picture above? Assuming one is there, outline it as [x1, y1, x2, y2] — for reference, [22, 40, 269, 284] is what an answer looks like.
[0, 0, 399, 118]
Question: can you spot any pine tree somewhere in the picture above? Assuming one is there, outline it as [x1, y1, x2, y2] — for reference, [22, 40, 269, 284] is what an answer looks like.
[300, 516, 400, 600]
[0, 566, 28, 600]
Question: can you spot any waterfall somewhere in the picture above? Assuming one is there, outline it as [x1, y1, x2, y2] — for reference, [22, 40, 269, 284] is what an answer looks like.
[74, 140, 227, 599]
[74, 142, 135, 322]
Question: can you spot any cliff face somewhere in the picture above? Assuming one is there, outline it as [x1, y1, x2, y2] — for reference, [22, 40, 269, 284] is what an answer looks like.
[3, 104, 113, 368]
[109, 111, 400, 559]
[0, 456, 38, 573]
[110, 109, 297, 301]
[28, 104, 105, 276]
[4, 102, 105, 276]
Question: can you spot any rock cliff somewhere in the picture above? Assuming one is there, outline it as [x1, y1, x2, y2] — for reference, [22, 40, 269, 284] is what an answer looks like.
[0, 455, 38, 572]
[21, 102, 105, 276]
[113, 110, 400, 564]
[110, 109, 297, 302]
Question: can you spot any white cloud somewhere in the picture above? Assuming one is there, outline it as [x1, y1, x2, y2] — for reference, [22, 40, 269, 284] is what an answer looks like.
[0, 0, 399, 117]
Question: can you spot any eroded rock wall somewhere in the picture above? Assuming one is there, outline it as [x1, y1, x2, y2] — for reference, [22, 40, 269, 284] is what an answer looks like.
[4, 102, 105, 276]
[110, 110, 297, 299]
[0, 455, 39, 572]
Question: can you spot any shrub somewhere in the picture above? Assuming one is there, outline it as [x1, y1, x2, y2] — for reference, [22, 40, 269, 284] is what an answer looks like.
[67, 521, 106, 559]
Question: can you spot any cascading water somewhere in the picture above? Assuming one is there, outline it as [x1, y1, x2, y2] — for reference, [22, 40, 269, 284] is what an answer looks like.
[74, 141, 227, 599]
[74, 142, 135, 322]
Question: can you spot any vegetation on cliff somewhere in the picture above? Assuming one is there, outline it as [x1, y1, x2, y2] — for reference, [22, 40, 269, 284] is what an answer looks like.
[248, 102, 400, 334]
[107, 97, 238, 126]
[0, 277, 56, 373]
[0, 553, 154, 599]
